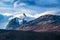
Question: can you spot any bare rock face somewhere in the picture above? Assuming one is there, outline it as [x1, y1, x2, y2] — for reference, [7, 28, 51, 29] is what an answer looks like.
[16, 14, 60, 32]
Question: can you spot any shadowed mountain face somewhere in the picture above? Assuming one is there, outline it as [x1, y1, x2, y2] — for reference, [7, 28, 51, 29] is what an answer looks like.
[6, 17, 20, 30]
[6, 17, 27, 30]
[16, 14, 60, 32]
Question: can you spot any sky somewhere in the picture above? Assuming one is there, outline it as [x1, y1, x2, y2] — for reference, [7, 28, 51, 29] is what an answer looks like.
[0, 0, 60, 29]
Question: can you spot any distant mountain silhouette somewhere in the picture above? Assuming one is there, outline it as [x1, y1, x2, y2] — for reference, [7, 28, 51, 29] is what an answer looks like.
[16, 14, 60, 32]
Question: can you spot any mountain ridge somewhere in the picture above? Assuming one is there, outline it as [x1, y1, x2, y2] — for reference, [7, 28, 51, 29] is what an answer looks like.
[16, 14, 60, 32]
[6, 14, 60, 32]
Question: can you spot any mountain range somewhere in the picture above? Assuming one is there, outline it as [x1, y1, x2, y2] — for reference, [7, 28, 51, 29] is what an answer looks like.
[6, 14, 60, 32]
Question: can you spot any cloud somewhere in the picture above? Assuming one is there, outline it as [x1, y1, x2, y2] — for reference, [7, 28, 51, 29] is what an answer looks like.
[34, 10, 60, 18]
[0, 0, 60, 7]
[9, 13, 34, 20]
[1, 0, 14, 3]
[14, 2, 27, 8]
[12, 0, 60, 7]
[35, 0, 59, 5]
[19, 3, 27, 6]
[2, 13, 13, 16]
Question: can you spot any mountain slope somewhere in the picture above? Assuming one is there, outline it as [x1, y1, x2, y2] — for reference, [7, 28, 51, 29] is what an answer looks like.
[16, 14, 60, 32]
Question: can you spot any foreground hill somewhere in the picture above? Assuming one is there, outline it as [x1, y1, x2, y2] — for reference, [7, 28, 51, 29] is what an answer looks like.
[16, 14, 60, 32]
[0, 29, 60, 40]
